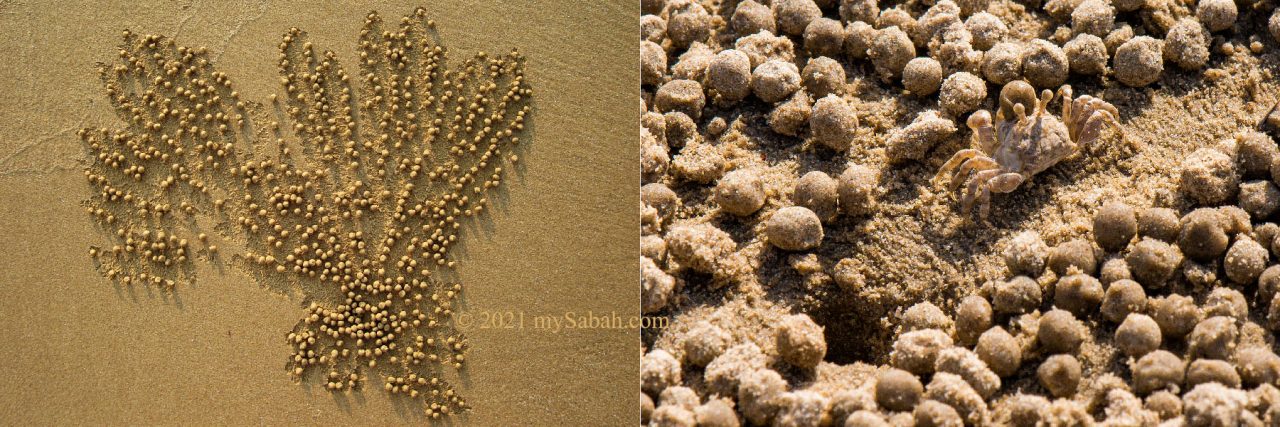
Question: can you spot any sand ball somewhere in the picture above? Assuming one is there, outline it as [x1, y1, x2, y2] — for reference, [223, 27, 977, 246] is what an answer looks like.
[801, 56, 846, 98]
[642, 183, 679, 217]
[1203, 287, 1248, 321]
[1238, 181, 1280, 219]
[923, 372, 988, 425]
[660, 386, 700, 410]
[955, 296, 993, 346]
[1100, 258, 1132, 284]
[877, 7, 915, 34]
[844, 411, 889, 427]
[704, 343, 766, 397]
[804, 18, 845, 57]
[1117, 314, 1162, 358]
[982, 42, 1023, 85]
[752, 60, 801, 103]
[641, 235, 667, 261]
[769, 90, 813, 136]
[1196, 0, 1236, 33]
[1132, 350, 1185, 395]
[1071, 0, 1115, 37]
[1101, 279, 1146, 323]
[903, 57, 944, 96]
[774, 391, 831, 427]
[651, 405, 697, 427]
[1038, 355, 1082, 398]
[827, 389, 875, 423]
[664, 111, 698, 147]
[975, 326, 1021, 377]
[684, 321, 731, 367]
[994, 276, 1042, 315]
[655, 79, 705, 119]
[935, 347, 1001, 399]
[766, 206, 825, 251]
[643, 393, 656, 423]
[1022, 39, 1069, 88]
[844, 21, 876, 59]
[891, 328, 953, 375]
[668, 4, 711, 48]
[1105, 24, 1134, 55]
[1094, 201, 1137, 252]
[965, 12, 1006, 51]
[694, 399, 739, 427]
[1183, 383, 1249, 426]
[913, 400, 962, 427]
[666, 223, 737, 275]
[735, 31, 796, 70]
[738, 368, 787, 425]
[1239, 131, 1278, 177]
[869, 26, 916, 80]
[773, 0, 822, 36]
[939, 71, 986, 116]
[838, 164, 878, 216]
[1138, 207, 1180, 242]
[642, 257, 676, 313]
[811, 95, 858, 151]
[1064, 33, 1108, 75]
[1178, 208, 1229, 261]
[1164, 19, 1209, 71]
[641, 41, 668, 86]
[1225, 237, 1268, 284]
[1145, 391, 1182, 420]
[1005, 231, 1049, 276]
[706, 50, 753, 105]
[641, 129, 670, 183]
[875, 368, 924, 411]
[671, 141, 726, 183]
[1039, 309, 1085, 354]
[1188, 316, 1238, 360]
[885, 110, 957, 162]
[732, 0, 776, 36]
[1150, 294, 1203, 339]
[642, 15, 667, 43]
[902, 301, 955, 334]
[1054, 274, 1103, 316]
[776, 314, 827, 369]
[1237, 346, 1280, 387]
[1185, 359, 1240, 389]
[839, 0, 879, 24]
[642, 111, 667, 142]
[1114, 36, 1163, 87]
[1048, 239, 1097, 276]
[794, 171, 839, 222]
[1001, 395, 1050, 426]
[1272, 10, 1280, 43]
[641, 349, 683, 395]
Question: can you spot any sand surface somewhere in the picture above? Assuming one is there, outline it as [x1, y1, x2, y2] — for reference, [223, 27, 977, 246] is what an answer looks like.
[0, 1, 637, 425]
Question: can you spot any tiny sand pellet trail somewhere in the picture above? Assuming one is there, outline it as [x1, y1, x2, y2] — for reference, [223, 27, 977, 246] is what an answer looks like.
[77, 7, 532, 419]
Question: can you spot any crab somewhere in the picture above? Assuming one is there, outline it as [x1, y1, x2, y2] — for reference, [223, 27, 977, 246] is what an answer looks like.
[935, 81, 1121, 219]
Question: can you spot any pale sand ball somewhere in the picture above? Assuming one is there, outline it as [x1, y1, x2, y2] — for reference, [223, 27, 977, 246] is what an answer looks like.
[924, 372, 988, 425]
[1240, 131, 1278, 177]
[769, 90, 813, 136]
[1064, 33, 1107, 75]
[993, 276, 1042, 315]
[1116, 313, 1162, 358]
[671, 140, 725, 183]
[1238, 181, 1280, 219]
[738, 368, 787, 425]
[955, 296, 992, 346]
[1101, 279, 1146, 323]
[1114, 36, 1163, 87]
[1071, 0, 1114, 37]
[706, 50, 753, 106]
[902, 57, 944, 96]
[975, 326, 1021, 377]
[1037, 354, 1081, 398]
[641, 234, 667, 261]
[732, 0, 776, 36]
[641, 41, 668, 86]
[913, 400, 963, 427]
[811, 95, 858, 151]
[735, 31, 796, 69]
[939, 71, 986, 116]
[869, 26, 916, 80]
[965, 12, 1006, 51]
[1263, 266, 1280, 305]
[982, 42, 1023, 85]
[694, 399, 739, 427]
[1054, 274, 1103, 316]
[1224, 237, 1268, 284]
[828, 389, 876, 423]
[776, 313, 827, 369]
[766, 206, 824, 251]
[683, 321, 730, 366]
[1178, 208, 1229, 262]
[891, 328, 953, 375]
[1182, 383, 1249, 427]
[839, 0, 879, 24]
[876, 8, 915, 36]
[655, 79, 706, 119]
[794, 171, 839, 223]
[773, 0, 822, 36]
[1164, 19, 1209, 71]
[801, 56, 846, 98]
[844, 411, 889, 427]
[715, 169, 766, 216]
[663, 111, 697, 147]
[1196, 0, 1236, 33]
[1150, 294, 1203, 339]
[651, 405, 697, 427]
[1203, 287, 1248, 321]
[641, 349, 683, 395]
[1004, 231, 1048, 276]
[775, 391, 831, 427]
[1023, 39, 1069, 88]
[1138, 207, 1180, 242]
[1094, 201, 1137, 252]
[1100, 258, 1132, 284]
[1001, 394, 1050, 426]
[660, 386, 701, 409]
[752, 60, 802, 103]
[1237, 346, 1280, 387]
[704, 343, 767, 396]
[641, 183, 679, 218]
[934, 347, 1001, 398]
[1132, 350, 1185, 395]
[1185, 359, 1240, 389]
[901, 301, 955, 334]
[875, 368, 923, 411]
[1105, 24, 1134, 55]
[1145, 391, 1182, 420]
[642, 111, 667, 145]
[642, 256, 676, 314]
[804, 18, 846, 58]
[668, 3, 711, 48]
[1048, 239, 1097, 276]
[666, 223, 737, 275]
[641, 128, 670, 183]
[844, 21, 876, 60]
[838, 164, 879, 216]
[1187, 316, 1238, 360]
[885, 109, 957, 162]
[1040, 399, 1092, 425]
[1038, 309, 1085, 354]
[642, 14, 667, 43]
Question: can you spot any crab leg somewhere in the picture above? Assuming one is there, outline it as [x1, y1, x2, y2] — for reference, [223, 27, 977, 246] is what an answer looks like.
[961, 169, 1000, 216]
[966, 110, 998, 153]
[1079, 110, 1118, 149]
[951, 156, 998, 191]
[935, 149, 982, 183]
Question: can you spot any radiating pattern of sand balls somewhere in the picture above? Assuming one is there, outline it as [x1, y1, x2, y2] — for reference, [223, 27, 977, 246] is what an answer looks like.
[79, 8, 532, 419]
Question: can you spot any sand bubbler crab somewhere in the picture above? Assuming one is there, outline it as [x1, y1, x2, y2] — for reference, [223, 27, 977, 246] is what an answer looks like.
[936, 80, 1121, 218]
